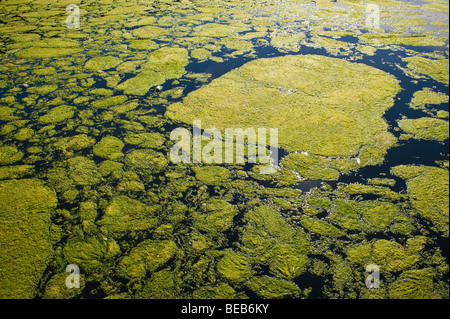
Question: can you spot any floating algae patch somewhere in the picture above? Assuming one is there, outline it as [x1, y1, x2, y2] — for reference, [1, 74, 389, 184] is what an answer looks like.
[237, 205, 310, 283]
[403, 56, 449, 85]
[124, 149, 168, 177]
[391, 165, 449, 236]
[136, 268, 181, 299]
[124, 132, 166, 149]
[42, 272, 85, 299]
[346, 237, 426, 273]
[0, 165, 34, 180]
[191, 23, 243, 38]
[97, 196, 159, 239]
[409, 88, 449, 111]
[67, 156, 102, 186]
[117, 47, 189, 95]
[245, 275, 301, 299]
[84, 56, 122, 71]
[192, 166, 231, 185]
[0, 179, 57, 298]
[91, 95, 127, 109]
[359, 33, 446, 47]
[117, 240, 177, 280]
[62, 236, 109, 273]
[192, 198, 237, 235]
[93, 136, 124, 160]
[15, 47, 82, 59]
[0, 145, 24, 165]
[131, 26, 170, 39]
[38, 105, 75, 124]
[26, 85, 58, 95]
[217, 250, 253, 283]
[398, 117, 449, 141]
[389, 268, 446, 299]
[167, 54, 400, 180]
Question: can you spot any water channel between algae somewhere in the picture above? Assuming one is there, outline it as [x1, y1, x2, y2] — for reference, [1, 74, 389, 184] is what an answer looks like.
[0, 0, 449, 299]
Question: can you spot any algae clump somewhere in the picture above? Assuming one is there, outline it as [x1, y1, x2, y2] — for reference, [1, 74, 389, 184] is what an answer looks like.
[398, 117, 449, 141]
[410, 88, 449, 111]
[117, 240, 177, 280]
[93, 136, 125, 160]
[38, 105, 75, 124]
[0, 179, 57, 298]
[0, 145, 24, 165]
[193, 198, 237, 235]
[217, 251, 253, 283]
[85, 56, 122, 71]
[404, 57, 449, 85]
[391, 165, 449, 236]
[193, 166, 231, 185]
[167, 55, 400, 178]
[97, 195, 158, 238]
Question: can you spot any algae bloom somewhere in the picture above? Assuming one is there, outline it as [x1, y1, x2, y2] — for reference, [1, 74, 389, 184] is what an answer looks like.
[0, 0, 448, 303]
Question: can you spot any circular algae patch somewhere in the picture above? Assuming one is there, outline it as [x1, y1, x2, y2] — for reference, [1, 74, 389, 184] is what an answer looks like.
[167, 55, 401, 160]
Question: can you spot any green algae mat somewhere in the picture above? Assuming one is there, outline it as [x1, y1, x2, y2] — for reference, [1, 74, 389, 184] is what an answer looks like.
[0, 0, 449, 300]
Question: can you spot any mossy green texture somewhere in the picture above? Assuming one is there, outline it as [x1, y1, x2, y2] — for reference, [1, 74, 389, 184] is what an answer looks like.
[192, 166, 231, 185]
[347, 238, 424, 273]
[191, 23, 240, 38]
[389, 268, 446, 299]
[117, 240, 177, 279]
[239, 205, 310, 282]
[62, 236, 108, 273]
[131, 26, 170, 38]
[360, 33, 445, 47]
[42, 272, 85, 299]
[97, 195, 158, 238]
[84, 56, 121, 71]
[391, 165, 449, 235]
[167, 55, 400, 176]
[193, 198, 237, 235]
[0, 165, 34, 180]
[280, 153, 341, 181]
[54, 134, 95, 153]
[267, 244, 309, 280]
[38, 105, 75, 124]
[217, 250, 252, 283]
[136, 268, 180, 299]
[398, 117, 449, 141]
[124, 132, 165, 149]
[300, 216, 345, 237]
[0, 145, 24, 165]
[410, 88, 449, 110]
[117, 47, 189, 95]
[342, 183, 403, 201]
[91, 96, 127, 109]
[193, 283, 236, 299]
[67, 156, 102, 186]
[245, 275, 301, 299]
[26, 84, 58, 95]
[404, 57, 449, 85]
[98, 160, 124, 178]
[0, 179, 57, 298]
[328, 196, 411, 234]
[15, 47, 81, 59]
[124, 149, 168, 176]
[191, 48, 212, 61]
[93, 136, 125, 160]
